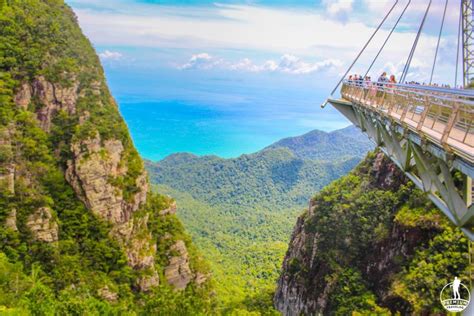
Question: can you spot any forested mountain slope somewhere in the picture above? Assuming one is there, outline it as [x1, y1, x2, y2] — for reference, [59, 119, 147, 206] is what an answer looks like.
[265, 125, 372, 161]
[146, 127, 372, 209]
[275, 151, 470, 315]
[146, 127, 372, 312]
[0, 1, 211, 314]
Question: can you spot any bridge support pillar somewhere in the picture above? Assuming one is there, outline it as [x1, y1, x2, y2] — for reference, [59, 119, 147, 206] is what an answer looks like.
[464, 176, 473, 206]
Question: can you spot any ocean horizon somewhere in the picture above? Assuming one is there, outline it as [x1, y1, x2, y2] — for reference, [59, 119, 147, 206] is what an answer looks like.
[117, 98, 351, 161]
[108, 67, 350, 161]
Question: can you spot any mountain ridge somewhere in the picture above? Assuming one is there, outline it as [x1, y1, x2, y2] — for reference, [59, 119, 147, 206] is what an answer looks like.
[146, 126, 372, 209]
[265, 125, 371, 160]
[151, 125, 371, 164]
[145, 125, 373, 312]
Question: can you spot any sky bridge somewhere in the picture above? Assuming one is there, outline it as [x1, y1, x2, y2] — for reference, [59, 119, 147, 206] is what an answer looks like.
[323, 0, 474, 242]
[329, 81, 474, 240]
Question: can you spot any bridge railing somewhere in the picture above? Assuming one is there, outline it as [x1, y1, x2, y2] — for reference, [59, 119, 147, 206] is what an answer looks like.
[341, 80, 474, 162]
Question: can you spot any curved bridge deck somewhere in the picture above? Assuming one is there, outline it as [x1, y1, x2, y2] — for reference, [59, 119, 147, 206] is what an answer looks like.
[329, 81, 474, 239]
[341, 81, 473, 164]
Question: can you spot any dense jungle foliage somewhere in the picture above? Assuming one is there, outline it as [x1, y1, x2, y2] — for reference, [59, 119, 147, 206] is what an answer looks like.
[0, 1, 212, 314]
[282, 152, 472, 314]
[146, 127, 372, 313]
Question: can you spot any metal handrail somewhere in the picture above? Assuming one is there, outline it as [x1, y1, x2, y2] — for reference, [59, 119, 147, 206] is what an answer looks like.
[343, 80, 474, 109]
[341, 81, 473, 162]
[344, 79, 474, 98]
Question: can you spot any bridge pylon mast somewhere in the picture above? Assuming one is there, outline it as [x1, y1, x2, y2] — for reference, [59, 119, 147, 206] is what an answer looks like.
[462, 0, 474, 231]
[462, 0, 474, 87]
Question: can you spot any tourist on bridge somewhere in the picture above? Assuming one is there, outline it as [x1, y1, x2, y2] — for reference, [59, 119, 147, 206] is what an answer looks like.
[387, 75, 397, 89]
[363, 76, 371, 87]
[377, 72, 388, 86]
[353, 74, 362, 86]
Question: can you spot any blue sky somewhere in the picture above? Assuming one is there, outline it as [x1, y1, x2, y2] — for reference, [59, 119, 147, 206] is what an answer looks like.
[65, 0, 464, 159]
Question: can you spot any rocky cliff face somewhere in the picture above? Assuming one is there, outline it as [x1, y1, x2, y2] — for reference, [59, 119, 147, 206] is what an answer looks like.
[0, 0, 209, 303]
[12, 72, 163, 290]
[14, 76, 78, 132]
[274, 152, 470, 315]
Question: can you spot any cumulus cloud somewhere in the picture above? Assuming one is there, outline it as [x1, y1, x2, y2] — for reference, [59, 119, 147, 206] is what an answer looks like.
[99, 50, 123, 60]
[179, 53, 223, 70]
[71, 1, 459, 86]
[323, 0, 354, 22]
[276, 54, 342, 74]
[179, 53, 342, 74]
[377, 58, 429, 82]
[362, 0, 392, 13]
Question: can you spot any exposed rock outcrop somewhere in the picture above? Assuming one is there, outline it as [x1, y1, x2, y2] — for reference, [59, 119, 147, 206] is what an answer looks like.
[159, 201, 177, 216]
[65, 133, 148, 224]
[14, 76, 78, 132]
[98, 286, 118, 302]
[194, 272, 208, 286]
[15, 75, 158, 290]
[274, 216, 327, 315]
[0, 127, 14, 194]
[274, 153, 435, 315]
[137, 271, 160, 292]
[165, 240, 193, 290]
[26, 207, 59, 243]
[14, 83, 32, 109]
[113, 214, 156, 270]
[5, 209, 18, 231]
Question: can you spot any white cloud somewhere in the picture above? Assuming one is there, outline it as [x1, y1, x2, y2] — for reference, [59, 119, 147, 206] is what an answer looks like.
[323, 0, 354, 22]
[179, 53, 222, 70]
[362, 0, 392, 13]
[276, 54, 342, 74]
[69, 1, 460, 85]
[99, 50, 123, 60]
[72, 2, 448, 60]
[229, 58, 262, 72]
[179, 53, 342, 75]
[72, 4, 373, 54]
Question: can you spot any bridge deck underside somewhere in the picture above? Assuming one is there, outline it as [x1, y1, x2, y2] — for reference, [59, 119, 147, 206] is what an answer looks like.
[329, 84, 474, 240]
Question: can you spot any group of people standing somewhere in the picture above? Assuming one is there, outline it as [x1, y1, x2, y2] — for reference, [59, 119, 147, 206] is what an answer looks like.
[348, 72, 459, 90]
[348, 72, 397, 87]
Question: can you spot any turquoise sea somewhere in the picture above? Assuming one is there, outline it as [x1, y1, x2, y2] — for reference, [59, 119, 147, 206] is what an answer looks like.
[105, 67, 350, 161]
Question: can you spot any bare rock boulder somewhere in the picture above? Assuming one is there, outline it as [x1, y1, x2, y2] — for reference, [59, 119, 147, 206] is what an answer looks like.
[98, 286, 118, 302]
[26, 207, 59, 243]
[5, 209, 18, 231]
[164, 240, 193, 290]
[137, 271, 160, 292]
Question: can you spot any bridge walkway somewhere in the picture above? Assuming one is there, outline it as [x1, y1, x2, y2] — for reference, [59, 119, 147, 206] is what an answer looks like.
[329, 81, 474, 239]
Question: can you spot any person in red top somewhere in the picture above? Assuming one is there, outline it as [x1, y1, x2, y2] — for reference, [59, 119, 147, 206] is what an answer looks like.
[387, 74, 396, 89]
[389, 74, 396, 84]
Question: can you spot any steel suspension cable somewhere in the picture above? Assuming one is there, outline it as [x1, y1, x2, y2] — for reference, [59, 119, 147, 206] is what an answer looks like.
[321, 0, 399, 107]
[455, 1, 462, 88]
[429, 0, 449, 85]
[400, 0, 432, 83]
[364, 0, 410, 79]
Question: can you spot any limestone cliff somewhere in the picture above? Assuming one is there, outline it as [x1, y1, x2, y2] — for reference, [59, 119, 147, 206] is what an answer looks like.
[0, 1, 210, 311]
[275, 152, 471, 315]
